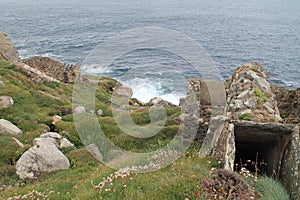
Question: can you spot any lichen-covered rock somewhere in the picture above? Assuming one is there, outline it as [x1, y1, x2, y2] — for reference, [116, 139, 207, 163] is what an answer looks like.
[0, 96, 14, 109]
[0, 32, 20, 62]
[0, 119, 22, 136]
[227, 63, 282, 123]
[16, 138, 70, 180]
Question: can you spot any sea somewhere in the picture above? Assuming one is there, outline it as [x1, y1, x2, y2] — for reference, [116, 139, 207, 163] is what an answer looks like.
[0, 0, 299, 104]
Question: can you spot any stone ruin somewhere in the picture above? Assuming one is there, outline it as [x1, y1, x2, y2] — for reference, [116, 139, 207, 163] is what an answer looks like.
[190, 63, 300, 200]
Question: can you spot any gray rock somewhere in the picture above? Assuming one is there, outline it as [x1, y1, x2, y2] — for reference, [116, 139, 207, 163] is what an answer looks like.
[12, 137, 24, 148]
[254, 77, 271, 93]
[0, 32, 20, 62]
[86, 144, 103, 163]
[237, 90, 250, 99]
[244, 98, 256, 108]
[0, 119, 22, 136]
[59, 138, 74, 148]
[40, 132, 74, 148]
[0, 81, 4, 87]
[40, 132, 62, 146]
[74, 106, 86, 114]
[263, 104, 275, 114]
[96, 109, 103, 116]
[16, 137, 70, 180]
[0, 96, 14, 109]
[88, 110, 95, 115]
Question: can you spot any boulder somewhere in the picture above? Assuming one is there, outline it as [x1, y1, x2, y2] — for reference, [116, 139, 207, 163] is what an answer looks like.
[0, 32, 20, 62]
[74, 106, 86, 114]
[0, 80, 4, 87]
[40, 132, 74, 148]
[16, 138, 70, 180]
[0, 119, 22, 136]
[0, 96, 14, 109]
[96, 109, 103, 116]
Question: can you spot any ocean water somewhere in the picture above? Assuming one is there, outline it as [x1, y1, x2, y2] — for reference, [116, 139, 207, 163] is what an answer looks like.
[0, 0, 299, 104]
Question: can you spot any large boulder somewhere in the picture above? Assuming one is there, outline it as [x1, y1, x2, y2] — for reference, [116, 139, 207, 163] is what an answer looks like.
[0, 119, 22, 136]
[0, 32, 20, 62]
[0, 96, 14, 109]
[16, 138, 70, 180]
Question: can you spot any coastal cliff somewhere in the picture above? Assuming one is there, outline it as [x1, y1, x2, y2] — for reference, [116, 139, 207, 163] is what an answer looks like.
[0, 32, 299, 199]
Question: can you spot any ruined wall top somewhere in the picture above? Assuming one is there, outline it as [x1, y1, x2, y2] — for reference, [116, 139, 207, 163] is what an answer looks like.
[227, 63, 282, 123]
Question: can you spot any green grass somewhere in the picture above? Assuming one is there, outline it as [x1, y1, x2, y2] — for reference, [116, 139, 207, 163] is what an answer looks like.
[246, 176, 290, 200]
[254, 88, 264, 98]
[239, 113, 251, 121]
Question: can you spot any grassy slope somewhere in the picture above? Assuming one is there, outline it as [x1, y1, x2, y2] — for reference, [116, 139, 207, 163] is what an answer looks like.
[0, 61, 290, 199]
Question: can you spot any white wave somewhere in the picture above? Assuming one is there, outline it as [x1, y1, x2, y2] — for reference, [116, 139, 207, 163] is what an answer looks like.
[125, 78, 183, 105]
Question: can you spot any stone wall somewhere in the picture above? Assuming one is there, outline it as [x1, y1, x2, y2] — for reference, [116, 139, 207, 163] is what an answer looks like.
[227, 63, 282, 123]
[22, 56, 82, 83]
[193, 63, 300, 200]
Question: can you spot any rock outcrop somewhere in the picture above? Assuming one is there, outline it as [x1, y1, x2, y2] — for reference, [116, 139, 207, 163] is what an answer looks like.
[272, 85, 300, 124]
[22, 56, 82, 83]
[16, 133, 72, 180]
[0, 32, 20, 62]
[0, 119, 23, 136]
[0, 96, 14, 109]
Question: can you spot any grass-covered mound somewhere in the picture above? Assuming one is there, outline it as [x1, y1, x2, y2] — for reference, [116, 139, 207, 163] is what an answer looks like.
[0, 61, 290, 199]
